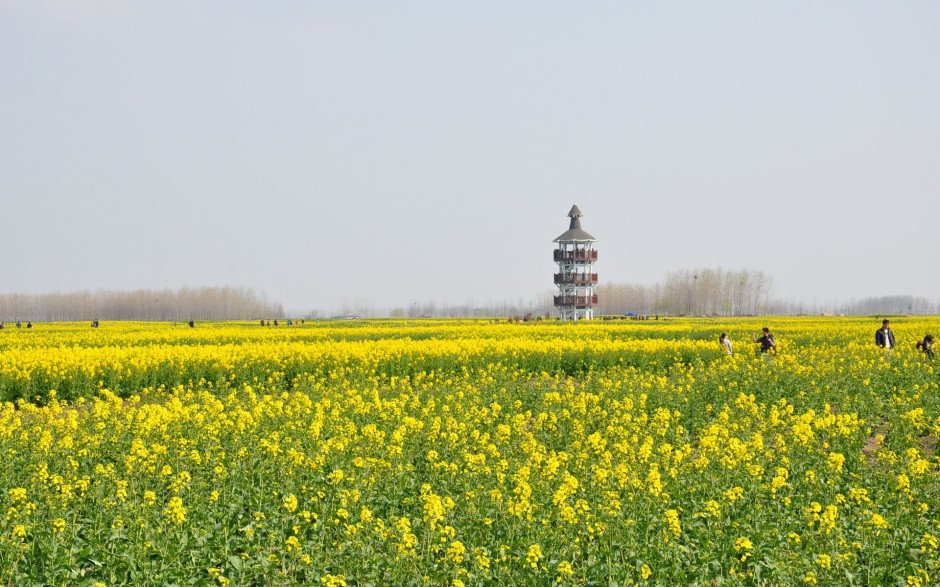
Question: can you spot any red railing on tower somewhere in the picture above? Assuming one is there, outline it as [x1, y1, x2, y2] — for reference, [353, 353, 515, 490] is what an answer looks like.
[553, 295, 599, 307]
[554, 250, 598, 262]
[554, 273, 599, 285]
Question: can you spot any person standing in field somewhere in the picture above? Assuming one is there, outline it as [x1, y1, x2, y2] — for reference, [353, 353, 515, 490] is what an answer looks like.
[752, 327, 776, 357]
[720, 332, 733, 355]
[916, 334, 934, 360]
[875, 319, 895, 356]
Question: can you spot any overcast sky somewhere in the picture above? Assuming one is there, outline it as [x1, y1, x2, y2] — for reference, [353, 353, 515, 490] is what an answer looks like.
[2, 1, 938, 313]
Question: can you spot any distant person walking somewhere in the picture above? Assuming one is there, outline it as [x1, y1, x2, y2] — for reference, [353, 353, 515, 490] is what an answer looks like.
[916, 334, 934, 360]
[875, 319, 895, 356]
[752, 327, 776, 359]
[188, 319, 195, 328]
[720, 332, 733, 355]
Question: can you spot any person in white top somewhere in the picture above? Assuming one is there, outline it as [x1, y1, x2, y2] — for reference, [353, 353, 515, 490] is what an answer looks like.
[720, 332, 733, 355]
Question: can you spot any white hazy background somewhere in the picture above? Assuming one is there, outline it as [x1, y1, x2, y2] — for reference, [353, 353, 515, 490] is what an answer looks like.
[2, 1, 939, 313]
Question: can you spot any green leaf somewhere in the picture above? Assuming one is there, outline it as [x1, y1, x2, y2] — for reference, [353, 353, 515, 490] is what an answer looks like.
[228, 554, 244, 571]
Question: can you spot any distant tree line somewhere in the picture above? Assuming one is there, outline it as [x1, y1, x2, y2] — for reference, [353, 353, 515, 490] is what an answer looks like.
[314, 287, 940, 319]
[339, 298, 549, 320]
[0, 287, 284, 322]
[593, 268, 774, 316]
[836, 295, 938, 316]
[6, 280, 933, 323]
[330, 269, 774, 319]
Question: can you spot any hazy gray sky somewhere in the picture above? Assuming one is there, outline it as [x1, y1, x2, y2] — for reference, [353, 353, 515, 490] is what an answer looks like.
[3, 1, 939, 313]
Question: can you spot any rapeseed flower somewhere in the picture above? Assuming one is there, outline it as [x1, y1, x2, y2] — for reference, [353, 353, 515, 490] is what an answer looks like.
[526, 544, 543, 569]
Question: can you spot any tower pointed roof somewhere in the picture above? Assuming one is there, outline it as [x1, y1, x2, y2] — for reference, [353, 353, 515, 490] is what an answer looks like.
[554, 204, 596, 242]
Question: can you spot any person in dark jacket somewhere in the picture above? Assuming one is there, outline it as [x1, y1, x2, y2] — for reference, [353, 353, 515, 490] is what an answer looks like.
[875, 319, 895, 355]
[752, 327, 776, 356]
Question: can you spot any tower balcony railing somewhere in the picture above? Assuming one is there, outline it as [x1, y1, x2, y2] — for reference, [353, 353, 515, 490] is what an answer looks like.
[553, 294, 599, 307]
[554, 249, 598, 262]
[554, 273, 599, 285]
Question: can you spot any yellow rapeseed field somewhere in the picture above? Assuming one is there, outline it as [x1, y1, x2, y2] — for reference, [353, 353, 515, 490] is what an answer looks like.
[0, 317, 937, 585]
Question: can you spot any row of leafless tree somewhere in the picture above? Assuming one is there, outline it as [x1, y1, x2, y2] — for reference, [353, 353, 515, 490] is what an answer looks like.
[360, 269, 774, 318]
[4, 278, 934, 322]
[0, 287, 284, 322]
[306, 269, 774, 318]
[591, 268, 775, 316]
[327, 299, 546, 319]
[836, 295, 938, 316]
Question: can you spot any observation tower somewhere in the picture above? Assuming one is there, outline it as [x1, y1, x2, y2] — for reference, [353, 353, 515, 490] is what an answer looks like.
[553, 204, 598, 320]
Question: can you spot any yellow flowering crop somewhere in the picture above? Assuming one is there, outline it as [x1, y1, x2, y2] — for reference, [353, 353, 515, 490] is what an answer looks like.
[0, 317, 936, 584]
